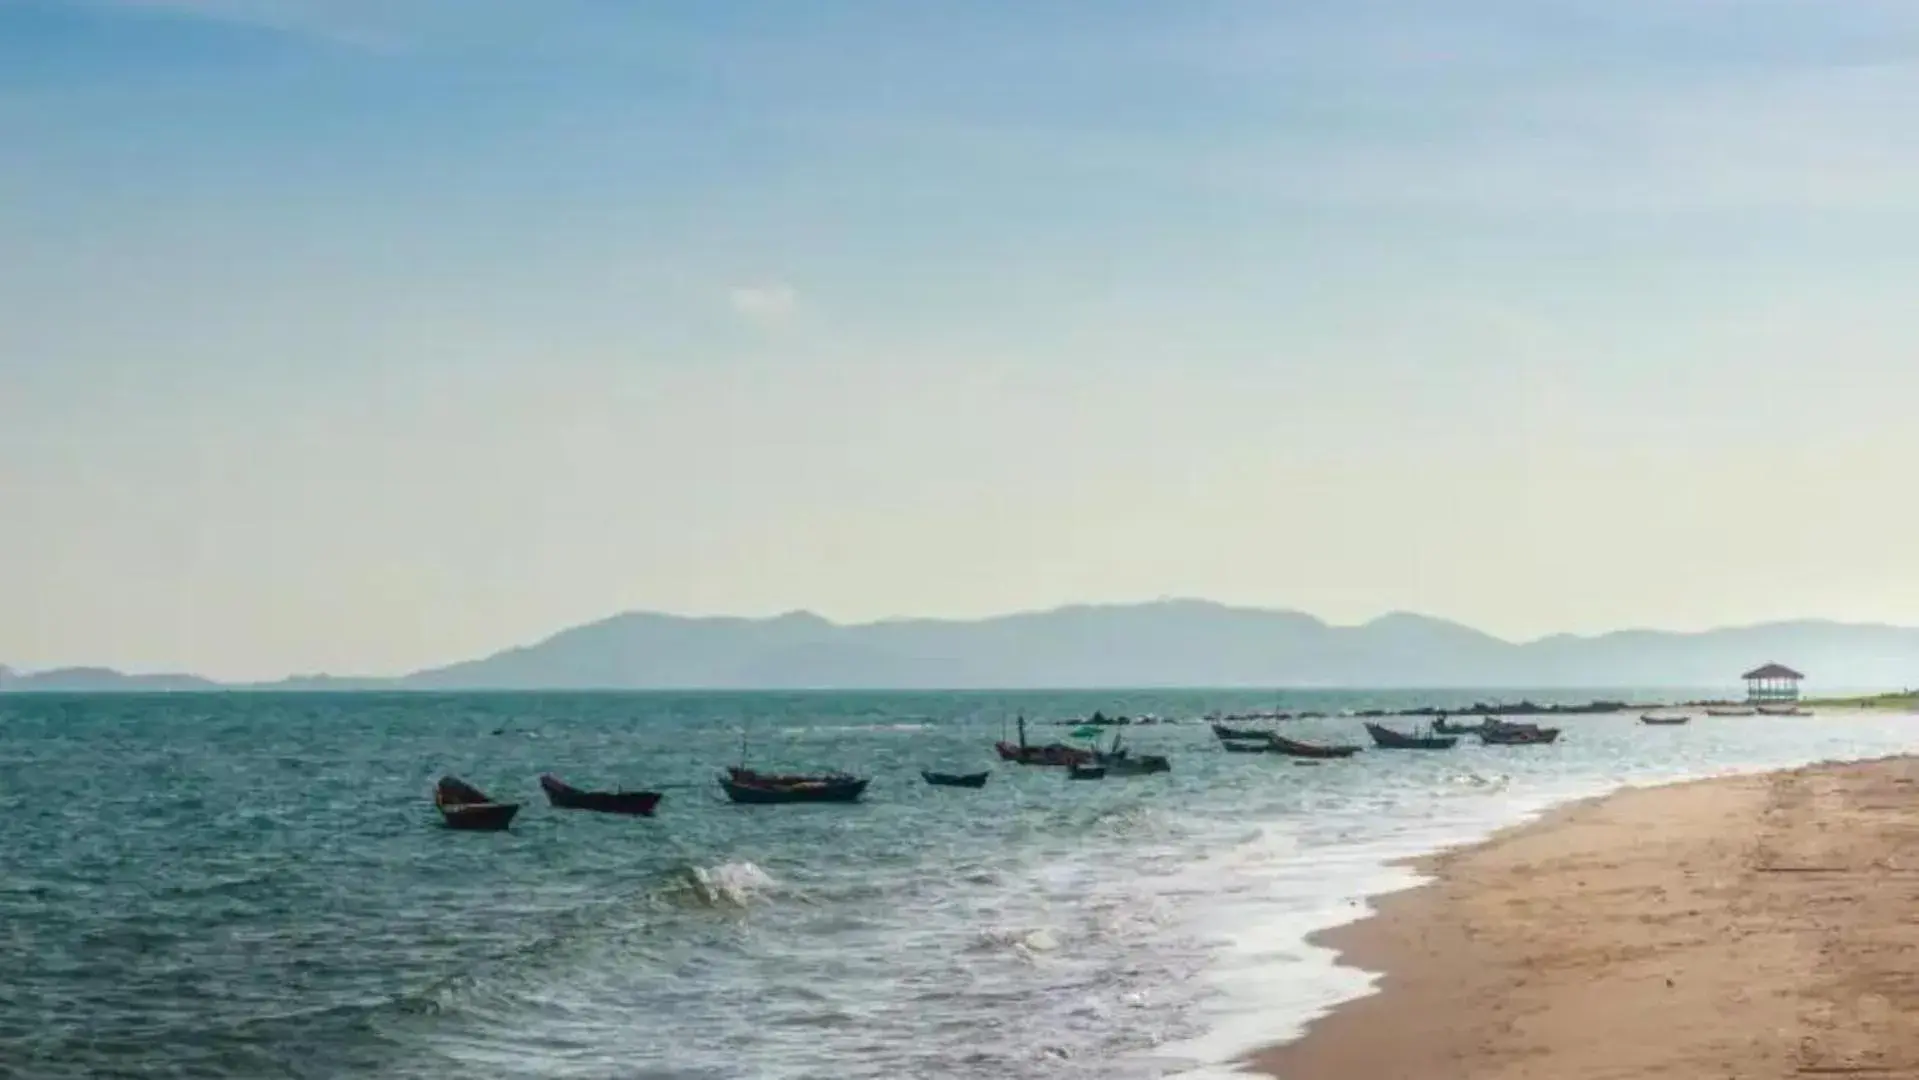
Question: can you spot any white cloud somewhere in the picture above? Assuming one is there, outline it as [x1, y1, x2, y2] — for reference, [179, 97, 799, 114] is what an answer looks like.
[727, 283, 800, 324]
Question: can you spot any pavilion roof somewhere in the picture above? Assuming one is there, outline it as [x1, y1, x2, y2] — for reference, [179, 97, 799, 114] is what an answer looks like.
[1742, 662, 1804, 681]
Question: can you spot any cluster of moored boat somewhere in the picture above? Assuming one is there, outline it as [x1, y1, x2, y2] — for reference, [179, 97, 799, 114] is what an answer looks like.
[432, 718, 1175, 831]
[433, 767, 875, 830]
[1212, 716, 1564, 755]
[434, 774, 668, 831]
[436, 706, 1813, 830]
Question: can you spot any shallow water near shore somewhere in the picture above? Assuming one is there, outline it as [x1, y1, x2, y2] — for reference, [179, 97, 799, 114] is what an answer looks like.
[2, 690, 1911, 1079]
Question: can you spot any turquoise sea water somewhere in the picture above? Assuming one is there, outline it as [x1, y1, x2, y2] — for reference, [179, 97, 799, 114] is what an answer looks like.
[2, 689, 1913, 1079]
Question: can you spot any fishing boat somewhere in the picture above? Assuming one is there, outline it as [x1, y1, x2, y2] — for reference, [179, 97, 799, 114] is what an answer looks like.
[538, 774, 663, 816]
[1265, 734, 1362, 759]
[921, 770, 990, 788]
[1640, 713, 1691, 726]
[1481, 725, 1561, 746]
[1211, 723, 1274, 742]
[434, 776, 520, 831]
[1363, 723, 1457, 750]
[1092, 732, 1171, 775]
[1432, 717, 1488, 736]
[1099, 752, 1171, 776]
[996, 715, 1094, 767]
[1068, 763, 1107, 780]
[719, 770, 868, 804]
[1704, 707, 1757, 717]
[996, 742, 1093, 766]
[1756, 705, 1811, 717]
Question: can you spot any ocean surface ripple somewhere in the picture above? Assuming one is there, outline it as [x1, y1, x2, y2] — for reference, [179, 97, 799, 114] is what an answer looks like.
[2, 689, 1911, 1078]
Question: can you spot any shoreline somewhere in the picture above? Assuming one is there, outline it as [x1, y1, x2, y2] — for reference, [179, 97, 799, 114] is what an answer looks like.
[1246, 755, 1919, 1079]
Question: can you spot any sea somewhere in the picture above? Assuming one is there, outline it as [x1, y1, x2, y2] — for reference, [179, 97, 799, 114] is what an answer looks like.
[2, 688, 1912, 1080]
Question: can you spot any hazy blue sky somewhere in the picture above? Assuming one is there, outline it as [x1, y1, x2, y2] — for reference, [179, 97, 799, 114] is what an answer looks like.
[6, 1, 1919, 679]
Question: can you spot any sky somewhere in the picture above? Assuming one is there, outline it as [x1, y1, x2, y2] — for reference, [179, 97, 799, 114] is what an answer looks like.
[5, 0, 1919, 680]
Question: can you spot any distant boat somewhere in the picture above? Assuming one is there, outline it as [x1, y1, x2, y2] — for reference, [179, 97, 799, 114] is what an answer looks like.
[922, 770, 990, 788]
[1704, 707, 1757, 717]
[1091, 732, 1170, 776]
[1640, 713, 1691, 726]
[434, 776, 520, 831]
[1756, 705, 1811, 717]
[719, 769, 868, 804]
[1480, 725, 1561, 746]
[1100, 753, 1171, 776]
[1432, 717, 1488, 736]
[539, 774, 663, 816]
[1363, 723, 1458, 750]
[1265, 734, 1362, 759]
[1211, 723, 1275, 742]
[997, 715, 1094, 767]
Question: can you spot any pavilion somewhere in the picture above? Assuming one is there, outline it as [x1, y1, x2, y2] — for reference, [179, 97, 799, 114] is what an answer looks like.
[1743, 663, 1804, 704]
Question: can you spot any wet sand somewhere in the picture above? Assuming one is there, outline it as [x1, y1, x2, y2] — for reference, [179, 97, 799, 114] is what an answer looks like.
[1252, 756, 1919, 1079]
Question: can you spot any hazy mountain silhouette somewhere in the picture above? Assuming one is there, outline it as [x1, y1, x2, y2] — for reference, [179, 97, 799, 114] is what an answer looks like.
[398, 600, 1916, 690]
[0, 666, 219, 693]
[7, 601, 1919, 691]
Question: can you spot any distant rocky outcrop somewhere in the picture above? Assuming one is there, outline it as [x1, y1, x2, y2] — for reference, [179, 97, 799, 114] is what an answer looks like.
[0, 666, 220, 693]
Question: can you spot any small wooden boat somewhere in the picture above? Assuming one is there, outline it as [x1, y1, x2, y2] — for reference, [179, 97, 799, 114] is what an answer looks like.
[1481, 725, 1561, 746]
[1640, 713, 1691, 726]
[1211, 723, 1274, 742]
[1704, 707, 1756, 717]
[995, 741, 1093, 766]
[1099, 753, 1171, 776]
[922, 770, 990, 788]
[719, 770, 869, 804]
[1363, 723, 1457, 750]
[1068, 764, 1107, 780]
[1220, 739, 1275, 754]
[1756, 705, 1811, 717]
[1266, 734, 1362, 759]
[539, 774, 663, 816]
[434, 776, 520, 831]
[996, 715, 1094, 766]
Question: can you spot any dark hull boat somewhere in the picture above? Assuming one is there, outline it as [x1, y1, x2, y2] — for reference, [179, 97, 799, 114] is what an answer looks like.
[720, 768, 868, 804]
[994, 741, 1093, 767]
[1266, 734, 1361, 760]
[1480, 726, 1561, 746]
[1211, 723, 1274, 742]
[1099, 754, 1171, 776]
[922, 770, 990, 788]
[1363, 723, 1458, 750]
[1640, 714, 1691, 726]
[434, 776, 520, 831]
[539, 774, 663, 816]
[1068, 764, 1107, 780]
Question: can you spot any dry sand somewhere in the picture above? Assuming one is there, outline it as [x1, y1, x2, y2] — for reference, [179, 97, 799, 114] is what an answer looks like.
[1252, 756, 1919, 1080]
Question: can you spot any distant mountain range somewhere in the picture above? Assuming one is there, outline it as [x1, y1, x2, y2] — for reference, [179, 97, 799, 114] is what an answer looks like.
[4, 600, 1918, 692]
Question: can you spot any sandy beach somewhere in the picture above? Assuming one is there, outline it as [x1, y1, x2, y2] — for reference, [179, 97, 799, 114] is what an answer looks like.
[1253, 755, 1919, 1079]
